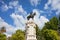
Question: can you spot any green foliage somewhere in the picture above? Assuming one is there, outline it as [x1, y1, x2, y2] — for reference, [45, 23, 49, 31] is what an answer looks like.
[50, 17, 58, 25]
[42, 17, 59, 40]
[0, 33, 6, 40]
[36, 25, 40, 40]
[43, 17, 58, 30]
[42, 29, 59, 40]
[49, 17, 58, 30]
[36, 25, 45, 40]
[11, 30, 25, 40]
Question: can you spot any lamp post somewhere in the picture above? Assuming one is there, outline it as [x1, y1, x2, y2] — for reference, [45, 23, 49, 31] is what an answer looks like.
[0, 26, 6, 33]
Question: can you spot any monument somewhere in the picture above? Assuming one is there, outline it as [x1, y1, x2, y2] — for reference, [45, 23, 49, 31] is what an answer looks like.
[25, 12, 37, 40]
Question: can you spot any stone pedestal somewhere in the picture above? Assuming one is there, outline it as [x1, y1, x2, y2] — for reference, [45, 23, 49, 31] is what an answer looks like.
[25, 19, 37, 40]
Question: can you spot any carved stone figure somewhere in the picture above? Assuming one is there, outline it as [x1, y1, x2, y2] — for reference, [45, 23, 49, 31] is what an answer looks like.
[27, 12, 36, 20]
[26, 12, 37, 40]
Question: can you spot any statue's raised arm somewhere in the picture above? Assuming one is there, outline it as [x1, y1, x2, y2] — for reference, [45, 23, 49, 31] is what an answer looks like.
[27, 12, 36, 20]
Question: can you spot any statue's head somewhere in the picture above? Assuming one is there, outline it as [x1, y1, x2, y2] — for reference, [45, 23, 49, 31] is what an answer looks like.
[27, 12, 36, 20]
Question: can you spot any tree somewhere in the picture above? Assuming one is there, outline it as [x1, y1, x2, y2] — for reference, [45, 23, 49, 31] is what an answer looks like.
[42, 17, 58, 30]
[36, 25, 45, 40]
[49, 17, 58, 30]
[42, 29, 59, 40]
[11, 30, 25, 40]
[36, 25, 40, 40]
[0, 33, 6, 40]
[42, 17, 59, 40]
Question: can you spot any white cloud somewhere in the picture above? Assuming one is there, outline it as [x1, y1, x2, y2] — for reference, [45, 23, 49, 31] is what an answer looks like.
[33, 9, 49, 29]
[44, 0, 52, 9]
[10, 9, 49, 30]
[51, 0, 60, 10]
[9, 1, 27, 16]
[44, 0, 60, 15]
[8, 1, 19, 9]
[10, 3, 27, 30]
[9, 1, 19, 7]
[0, 17, 16, 37]
[15, 5, 27, 16]
[39, 16, 49, 29]
[56, 10, 60, 15]
[1, 4, 9, 11]
[10, 13, 26, 30]
[0, 0, 9, 11]
[0, 0, 5, 4]
[30, 0, 41, 6]
[1, 1, 19, 11]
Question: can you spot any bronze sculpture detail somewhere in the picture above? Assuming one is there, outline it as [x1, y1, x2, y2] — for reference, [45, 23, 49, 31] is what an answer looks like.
[27, 12, 36, 20]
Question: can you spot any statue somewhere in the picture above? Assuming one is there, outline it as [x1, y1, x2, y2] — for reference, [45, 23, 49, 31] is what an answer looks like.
[27, 12, 36, 20]
[26, 12, 37, 40]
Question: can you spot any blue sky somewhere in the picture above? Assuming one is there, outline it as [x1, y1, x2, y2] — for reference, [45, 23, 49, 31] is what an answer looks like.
[0, 0, 60, 37]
